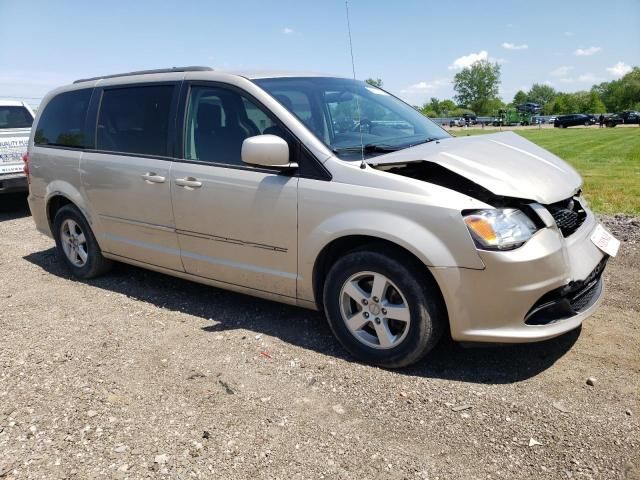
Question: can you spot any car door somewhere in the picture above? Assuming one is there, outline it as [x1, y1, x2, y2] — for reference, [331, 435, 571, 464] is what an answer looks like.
[170, 83, 298, 298]
[81, 83, 183, 271]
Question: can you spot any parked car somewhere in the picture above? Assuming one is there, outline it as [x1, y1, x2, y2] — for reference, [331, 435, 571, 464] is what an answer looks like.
[26, 67, 617, 367]
[547, 116, 557, 124]
[553, 114, 596, 128]
[0, 100, 34, 193]
[605, 114, 624, 128]
[618, 111, 640, 124]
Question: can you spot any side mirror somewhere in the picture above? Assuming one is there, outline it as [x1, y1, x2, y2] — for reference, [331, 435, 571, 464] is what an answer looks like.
[241, 135, 296, 169]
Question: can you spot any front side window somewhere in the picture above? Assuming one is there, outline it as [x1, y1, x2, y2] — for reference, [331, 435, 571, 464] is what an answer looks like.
[0, 106, 33, 129]
[97, 85, 174, 156]
[254, 77, 450, 161]
[184, 86, 285, 166]
[34, 89, 92, 148]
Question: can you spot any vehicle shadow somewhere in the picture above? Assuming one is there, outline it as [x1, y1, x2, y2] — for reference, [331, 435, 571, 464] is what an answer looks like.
[0, 192, 30, 221]
[24, 247, 580, 384]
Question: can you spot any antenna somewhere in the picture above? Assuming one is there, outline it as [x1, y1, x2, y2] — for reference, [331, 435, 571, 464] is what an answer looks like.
[345, 0, 366, 169]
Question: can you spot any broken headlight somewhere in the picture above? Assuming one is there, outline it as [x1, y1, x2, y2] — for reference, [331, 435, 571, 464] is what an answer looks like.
[463, 209, 538, 250]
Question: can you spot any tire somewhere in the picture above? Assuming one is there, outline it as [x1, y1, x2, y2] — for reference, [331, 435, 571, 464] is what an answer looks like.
[53, 204, 112, 279]
[322, 249, 445, 368]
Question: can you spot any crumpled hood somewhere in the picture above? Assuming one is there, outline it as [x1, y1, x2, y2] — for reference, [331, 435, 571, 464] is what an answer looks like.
[371, 131, 582, 204]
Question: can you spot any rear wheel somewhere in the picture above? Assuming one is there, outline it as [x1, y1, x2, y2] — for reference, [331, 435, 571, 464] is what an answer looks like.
[323, 249, 445, 368]
[53, 204, 112, 279]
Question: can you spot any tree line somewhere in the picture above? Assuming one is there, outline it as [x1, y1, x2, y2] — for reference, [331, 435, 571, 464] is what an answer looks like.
[366, 62, 639, 118]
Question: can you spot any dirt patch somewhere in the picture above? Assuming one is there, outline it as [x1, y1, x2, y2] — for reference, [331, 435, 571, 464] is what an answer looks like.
[0, 194, 638, 479]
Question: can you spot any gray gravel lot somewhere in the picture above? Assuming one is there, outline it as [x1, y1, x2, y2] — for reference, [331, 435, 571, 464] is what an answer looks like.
[0, 193, 638, 479]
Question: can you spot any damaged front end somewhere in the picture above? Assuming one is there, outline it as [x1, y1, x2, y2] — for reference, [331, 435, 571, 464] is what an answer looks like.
[373, 160, 581, 238]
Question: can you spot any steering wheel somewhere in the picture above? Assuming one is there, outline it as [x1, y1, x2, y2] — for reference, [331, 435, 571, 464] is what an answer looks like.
[353, 118, 373, 133]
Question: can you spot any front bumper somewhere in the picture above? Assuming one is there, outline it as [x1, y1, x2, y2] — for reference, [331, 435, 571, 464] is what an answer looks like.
[0, 173, 27, 194]
[431, 210, 607, 343]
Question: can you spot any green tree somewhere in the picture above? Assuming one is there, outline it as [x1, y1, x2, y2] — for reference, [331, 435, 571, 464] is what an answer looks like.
[365, 78, 383, 88]
[592, 67, 640, 112]
[419, 97, 458, 117]
[526, 83, 557, 112]
[453, 60, 502, 115]
[512, 90, 528, 106]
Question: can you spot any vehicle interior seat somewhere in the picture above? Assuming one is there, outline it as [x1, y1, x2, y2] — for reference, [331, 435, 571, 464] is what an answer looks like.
[195, 102, 248, 165]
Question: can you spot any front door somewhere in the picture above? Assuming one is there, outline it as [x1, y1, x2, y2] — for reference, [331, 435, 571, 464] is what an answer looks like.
[170, 84, 298, 298]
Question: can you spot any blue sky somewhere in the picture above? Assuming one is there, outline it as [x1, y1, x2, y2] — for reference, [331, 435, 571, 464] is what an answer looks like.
[1, 0, 638, 107]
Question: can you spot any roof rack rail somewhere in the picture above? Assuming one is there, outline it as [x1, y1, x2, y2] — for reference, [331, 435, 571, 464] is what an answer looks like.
[73, 66, 213, 84]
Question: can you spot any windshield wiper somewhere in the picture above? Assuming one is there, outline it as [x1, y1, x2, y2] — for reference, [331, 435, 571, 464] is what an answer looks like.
[332, 143, 401, 154]
[404, 137, 438, 148]
[333, 137, 440, 155]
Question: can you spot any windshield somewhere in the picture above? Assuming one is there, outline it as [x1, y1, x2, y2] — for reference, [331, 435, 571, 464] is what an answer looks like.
[0, 106, 34, 129]
[253, 77, 450, 160]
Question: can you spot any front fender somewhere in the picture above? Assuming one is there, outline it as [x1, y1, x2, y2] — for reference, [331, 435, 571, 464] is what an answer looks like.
[298, 209, 485, 302]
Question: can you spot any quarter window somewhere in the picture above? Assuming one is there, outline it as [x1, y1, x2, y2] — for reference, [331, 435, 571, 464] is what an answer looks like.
[34, 89, 92, 148]
[184, 86, 285, 166]
[97, 85, 174, 156]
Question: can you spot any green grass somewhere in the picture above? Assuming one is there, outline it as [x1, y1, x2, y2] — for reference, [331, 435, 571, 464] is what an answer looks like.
[452, 127, 640, 215]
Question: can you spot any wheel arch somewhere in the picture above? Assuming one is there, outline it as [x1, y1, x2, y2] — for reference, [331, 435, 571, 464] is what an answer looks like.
[311, 234, 448, 323]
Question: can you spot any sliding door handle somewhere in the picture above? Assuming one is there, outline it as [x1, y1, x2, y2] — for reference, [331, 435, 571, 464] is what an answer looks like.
[175, 177, 203, 189]
[141, 172, 166, 183]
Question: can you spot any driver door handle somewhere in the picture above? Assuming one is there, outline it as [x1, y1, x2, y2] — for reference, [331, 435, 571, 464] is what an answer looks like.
[141, 172, 166, 183]
[175, 177, 203, 189]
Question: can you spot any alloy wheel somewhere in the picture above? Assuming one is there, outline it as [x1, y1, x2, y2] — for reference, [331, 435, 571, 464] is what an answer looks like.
[339, 271, 411, 349]
[60, 219, 88, 267]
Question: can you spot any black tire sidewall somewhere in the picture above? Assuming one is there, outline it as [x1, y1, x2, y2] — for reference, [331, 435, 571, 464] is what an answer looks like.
[53, 205, 106, 279]
[323, 250, 443, 368]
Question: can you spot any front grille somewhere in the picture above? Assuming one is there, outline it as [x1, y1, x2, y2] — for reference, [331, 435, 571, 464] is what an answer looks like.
[547, 197, 587, 237]
[524, 257, 607, 325]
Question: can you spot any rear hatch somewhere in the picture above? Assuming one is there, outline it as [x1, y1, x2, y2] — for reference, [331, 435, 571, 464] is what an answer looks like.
[0, 104, 34, 177]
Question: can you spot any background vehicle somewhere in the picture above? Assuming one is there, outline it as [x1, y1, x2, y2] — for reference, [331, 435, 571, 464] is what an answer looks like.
[618, 111, 640, 124]
[516, 102, 541, 114]
[553, 114, 595, 128]
[0, 100, 34, 193]
[492, 109, 532, 126]
[605, 114, 624, 128]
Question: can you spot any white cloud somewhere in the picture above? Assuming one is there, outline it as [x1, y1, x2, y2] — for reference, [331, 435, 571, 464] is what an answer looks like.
[550, 65, 574, 77]
[578, 73, 599, 82]
[574, 46, 602, 56]
[401, 79, 447, 92]
[557, 77, 575, 84]
[564, 31, 574, 37]
[502, 42, 528, 50]
[282, 27, 294, 34]
[448, 50, 488, 70]
[606, 61, 632, 77]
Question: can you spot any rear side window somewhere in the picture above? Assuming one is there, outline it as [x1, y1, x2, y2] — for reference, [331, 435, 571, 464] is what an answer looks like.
[97, 85, 174, 157]
[34, 89, 92, 148]
[0, 106, 33, 129]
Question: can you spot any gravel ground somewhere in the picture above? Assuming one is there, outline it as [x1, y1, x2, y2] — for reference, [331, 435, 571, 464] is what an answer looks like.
[0, 193, 638, 480]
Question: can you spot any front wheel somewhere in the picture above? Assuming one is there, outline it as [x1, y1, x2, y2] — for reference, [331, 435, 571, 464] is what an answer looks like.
[323, 249, 445, 368]
[53, 204, 112, 279]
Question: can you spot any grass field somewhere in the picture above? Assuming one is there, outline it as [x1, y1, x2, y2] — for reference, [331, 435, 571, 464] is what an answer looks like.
[452, 127, 640, 215]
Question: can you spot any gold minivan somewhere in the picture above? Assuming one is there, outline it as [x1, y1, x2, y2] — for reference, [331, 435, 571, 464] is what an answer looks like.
[26, 67, 618, 367]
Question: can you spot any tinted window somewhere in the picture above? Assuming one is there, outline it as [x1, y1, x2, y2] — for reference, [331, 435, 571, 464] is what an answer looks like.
[185, 86, 284, 166]
[97, 85, 174, 156]
[0, 106, 34, 129]
[34, 89, 92, 148]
